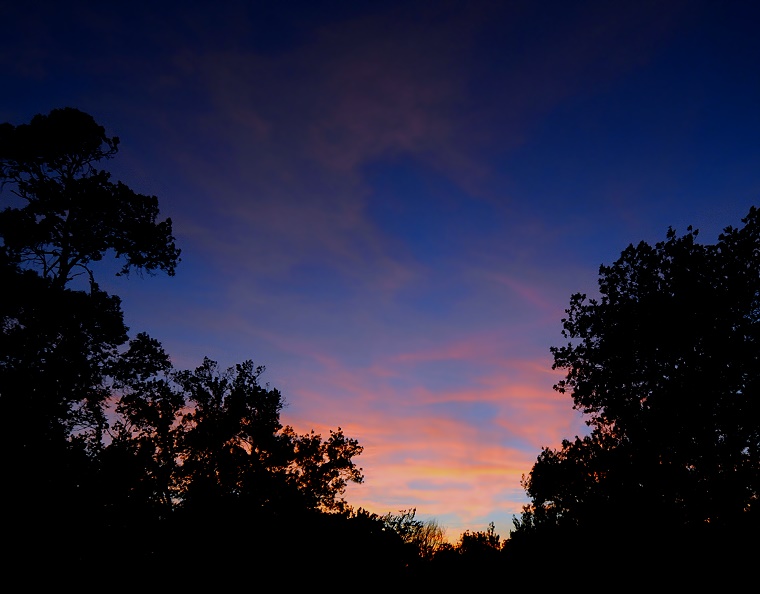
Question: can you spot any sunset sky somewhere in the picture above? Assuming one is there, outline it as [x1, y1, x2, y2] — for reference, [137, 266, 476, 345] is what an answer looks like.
[4, 0, 760, 539]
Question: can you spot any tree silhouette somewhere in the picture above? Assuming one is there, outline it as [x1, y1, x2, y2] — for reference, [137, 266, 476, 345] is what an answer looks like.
[381, 508, 447, 561]
[457, 522, 502, 556]
[0, 107, 180, 289]
[514, 208, 760, 568]
[0, 109, 180, 571]
[167, 356, 363, 513]
[105, 347, 368, 581]
[0, 108, 389, 582]
[0, 108, 181, 448]
[109, 338, 367, 517]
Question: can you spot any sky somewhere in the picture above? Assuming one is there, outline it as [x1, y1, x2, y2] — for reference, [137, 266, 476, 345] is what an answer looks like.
[3, 0, 760, 540]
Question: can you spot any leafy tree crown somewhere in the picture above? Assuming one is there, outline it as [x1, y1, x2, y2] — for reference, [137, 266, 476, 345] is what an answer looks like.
[0, 107, 180, 288]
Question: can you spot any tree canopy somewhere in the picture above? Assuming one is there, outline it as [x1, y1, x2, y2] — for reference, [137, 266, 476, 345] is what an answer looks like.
[0, 107, 180, 289]
[0, 108, 180, 456]
[111, 341, 365, 516]
[516, 209, 760, 541]
[1, 109, 370, 580]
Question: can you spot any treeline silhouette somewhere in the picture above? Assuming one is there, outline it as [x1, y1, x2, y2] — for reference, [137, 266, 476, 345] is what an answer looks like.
[2, 108, 757, 587]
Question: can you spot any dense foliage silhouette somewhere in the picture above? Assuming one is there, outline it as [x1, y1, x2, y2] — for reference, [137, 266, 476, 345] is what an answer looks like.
[0, 108, 182, 571]
[0, 107, 180, 287]
[111, 341, 364, 516]
[0, 109, 377, 581]
[513, 212, 760, 575]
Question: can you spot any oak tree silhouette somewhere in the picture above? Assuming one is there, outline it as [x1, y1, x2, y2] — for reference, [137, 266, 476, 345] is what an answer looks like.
[513, 209, 760, 574]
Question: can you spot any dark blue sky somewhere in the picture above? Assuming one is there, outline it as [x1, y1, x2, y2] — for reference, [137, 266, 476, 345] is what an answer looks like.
[3, 0, 760, 538]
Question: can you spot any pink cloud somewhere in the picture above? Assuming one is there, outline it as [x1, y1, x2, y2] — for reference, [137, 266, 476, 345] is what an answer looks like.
[257, 332, 586, 539]
[486, 272, 562, 316]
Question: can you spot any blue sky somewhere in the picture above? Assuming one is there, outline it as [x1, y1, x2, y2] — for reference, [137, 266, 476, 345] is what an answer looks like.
[3, 0, 760, 539]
